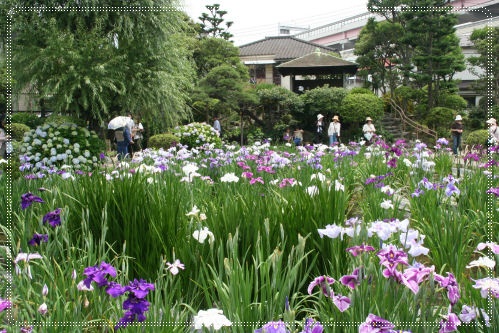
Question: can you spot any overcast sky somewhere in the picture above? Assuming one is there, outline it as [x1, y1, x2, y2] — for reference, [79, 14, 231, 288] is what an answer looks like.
[181, 0, 369, 46]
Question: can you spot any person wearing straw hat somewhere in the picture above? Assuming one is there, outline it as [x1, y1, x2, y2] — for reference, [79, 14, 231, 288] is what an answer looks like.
[314, 114, 325, 144]
[486, 118, 499, 146]
[362, 117, 376, 143]
[450, 115, 464, 155]
[327, 115, 341, 146]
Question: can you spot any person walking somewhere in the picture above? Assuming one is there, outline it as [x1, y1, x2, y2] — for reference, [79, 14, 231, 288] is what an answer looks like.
[213, 116, 222, 136]
[362, 117, 376, 144]
[115, 126, 133, 161]
[450, 115, 464, 156]
[486, 118, 499, 147]
[314, 114, 325, 144]
[327, 115, 341, 146]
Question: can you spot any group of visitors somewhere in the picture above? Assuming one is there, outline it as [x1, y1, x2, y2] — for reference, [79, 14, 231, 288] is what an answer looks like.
[286, 114, 376, 147]
[114, 113, 144, 161]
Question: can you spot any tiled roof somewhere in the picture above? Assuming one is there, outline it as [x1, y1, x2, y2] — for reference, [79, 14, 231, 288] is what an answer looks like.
[277, 50, 358, 76]
[277, 50, 357, 68]
[239, 36, 335, 61]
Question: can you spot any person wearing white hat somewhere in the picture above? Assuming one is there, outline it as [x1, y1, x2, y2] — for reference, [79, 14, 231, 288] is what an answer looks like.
[486, 118, 499, 145]
[363, 117, 376, 143]
[328, 115, 341, 146]
[450, 115, 464, 155]
[314, 114, 325, 144]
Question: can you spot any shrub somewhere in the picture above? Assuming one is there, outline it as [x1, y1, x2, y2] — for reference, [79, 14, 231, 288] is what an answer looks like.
[8, 122, 30, 141]
[173, 122, 222, 148]
[44, 113, 86, 127]
[147, 133, 180, 149]
[11, 112, 44, 128]
[464, 129, 488, 146]
[19, 122, 105, 171]
[340, 93, 384, 123]
[438, 94, 467, 111]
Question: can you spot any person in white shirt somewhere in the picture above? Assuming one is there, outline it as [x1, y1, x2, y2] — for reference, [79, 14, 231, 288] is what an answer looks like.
[133, 117, 144, 151]
[363, 117, 376, 143]
[487, 118, 499, 145]
[213, 115, 221, 136]
[327, 115, 341, 146]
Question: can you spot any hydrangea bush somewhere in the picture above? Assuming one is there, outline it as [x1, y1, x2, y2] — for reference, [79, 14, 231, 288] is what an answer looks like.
[19, 122, 105, 171]
[173, 122, 222, 148]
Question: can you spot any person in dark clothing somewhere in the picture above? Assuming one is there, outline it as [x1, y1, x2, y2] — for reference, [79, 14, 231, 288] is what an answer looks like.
[115, 126, 133, 161]
[450, 115, 464, 156]
[314, 114, 325, 144]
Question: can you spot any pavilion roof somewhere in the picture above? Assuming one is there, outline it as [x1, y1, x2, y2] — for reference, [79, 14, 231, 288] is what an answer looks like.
[276, 49, 358, 76]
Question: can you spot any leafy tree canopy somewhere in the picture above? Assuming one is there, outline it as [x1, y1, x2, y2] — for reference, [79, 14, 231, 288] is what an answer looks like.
[11, 0, 196, 133]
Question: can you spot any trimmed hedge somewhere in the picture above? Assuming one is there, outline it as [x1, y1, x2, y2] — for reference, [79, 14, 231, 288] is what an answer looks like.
[9, 123, 30, 141]
[464, 129, 488, 146]
[148, 133, 180, 149]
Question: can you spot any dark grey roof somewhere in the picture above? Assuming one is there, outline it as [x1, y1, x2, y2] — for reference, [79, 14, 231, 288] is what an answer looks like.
[277, 50, 358, 76]
[239, 36, 335, 61]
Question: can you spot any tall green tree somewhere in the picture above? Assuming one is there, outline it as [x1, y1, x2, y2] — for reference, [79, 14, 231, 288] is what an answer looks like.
[468, 26, 499, 106]
[198, 3, 233, 41]
[402, 0, 465, 112]
[11, 0, 195, 132]
[361, 0, 465, 115]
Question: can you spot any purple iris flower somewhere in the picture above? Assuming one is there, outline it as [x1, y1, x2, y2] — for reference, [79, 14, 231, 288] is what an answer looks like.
[377, 245, 409, 268]
[307, 275, 335, 297]
[123, 279, 155, 299]
[115, 297, 151, 330]
[486, 187, 499, 197]
[340, 267, 361, 289]
[0, 297, 12, 312]
[20, 326, 33, 333]
[411, 188, 424, 198]
[437, 138, 449, 145]
[255, 321, 289, 333]
[444, 184, 460, 197]
[42, 208, 62, 227]
[83, 261, 117, 288]
[106, 282, 126, 298]
[28, 233, 48, 246]
[346, 244, 375, 257]
[300, 319, 323, 333]
[21, 192, 44, 210]
[401, 263, 433, 294]
[434, 272, 460, 306]
[359, 314, 395, 333]
[387, 158, 398, 168]
[114, 279, 155, 330]
[438, 312, 460, 333]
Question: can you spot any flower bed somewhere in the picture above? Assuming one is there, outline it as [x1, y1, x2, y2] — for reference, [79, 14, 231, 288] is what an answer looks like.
[0, 138, 497, 332]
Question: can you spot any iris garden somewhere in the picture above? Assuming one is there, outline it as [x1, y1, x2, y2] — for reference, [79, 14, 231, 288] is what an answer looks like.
[0, 134, 498, 332]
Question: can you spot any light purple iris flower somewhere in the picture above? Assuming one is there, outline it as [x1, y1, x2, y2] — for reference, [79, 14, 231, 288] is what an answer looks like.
[300, 319, 323, 333]
[255, 321, 289, 333]
[438, 312, 460, 333]
[359, 314, 395, 333]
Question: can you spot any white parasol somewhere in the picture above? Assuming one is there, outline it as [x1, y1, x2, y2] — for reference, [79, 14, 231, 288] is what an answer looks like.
[107, 116, 130, 130]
